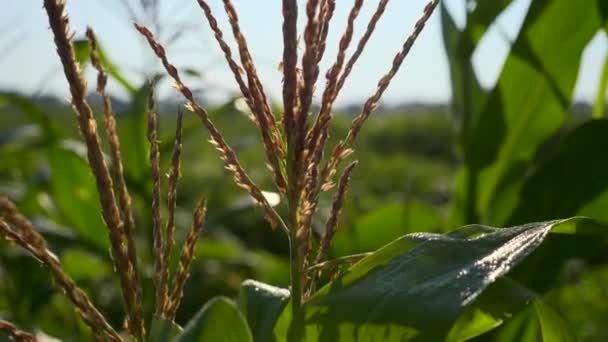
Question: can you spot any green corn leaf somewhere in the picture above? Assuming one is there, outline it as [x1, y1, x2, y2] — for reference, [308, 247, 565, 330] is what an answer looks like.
[72, 39, 91, 70]
[533, 299, 576, 342]
[467, 0, 514, 45]
[446, 277, 537, 342]
[178, 297, 253, 342]
[274, 218, 607, 341]
[116, 84, 152, 185]
[149, 315, 183, 342]
[47, 142, 110, 252]
[505, 119, 608, 225]
[72, 38, 136, 94]
[238, 279, 290, 342]
[476, 307, 539, 342]
[467, 0, 602, 223]
[60, 249, 111, 282]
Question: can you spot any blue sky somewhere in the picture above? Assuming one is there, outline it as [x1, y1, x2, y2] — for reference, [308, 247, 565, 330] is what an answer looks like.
[1, 0, 606, 106]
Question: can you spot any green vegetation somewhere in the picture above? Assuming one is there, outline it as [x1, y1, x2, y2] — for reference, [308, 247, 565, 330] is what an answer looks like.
[1, 0, 608, 341]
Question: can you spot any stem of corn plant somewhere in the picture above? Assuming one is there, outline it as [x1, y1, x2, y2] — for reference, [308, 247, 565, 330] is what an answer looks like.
[286, 143, 304, 318]
[280, 0, 304, 319]
[459, 5, 477, 224]
[287, 162, 303, 316]
[289, 227, 303, 314]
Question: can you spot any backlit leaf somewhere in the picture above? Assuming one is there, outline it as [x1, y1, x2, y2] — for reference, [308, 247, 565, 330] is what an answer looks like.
[275, 218, 607, 341]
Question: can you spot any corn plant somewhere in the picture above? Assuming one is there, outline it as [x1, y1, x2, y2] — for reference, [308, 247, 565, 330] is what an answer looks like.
[2, 0, 608, 341]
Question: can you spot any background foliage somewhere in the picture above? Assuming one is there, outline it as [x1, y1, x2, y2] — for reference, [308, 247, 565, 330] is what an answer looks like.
[1, 0, 608, 341]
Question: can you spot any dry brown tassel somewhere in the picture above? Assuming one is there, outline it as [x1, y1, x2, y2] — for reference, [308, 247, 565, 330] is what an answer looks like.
[42, 2, 142, 339]
[315, 0, 335, 64]
[86, 27, 145, 340]
[302, 0, 364, 207]
[147, 86, 169, 316]
[335, 0, 391, 95]
[217, 0, 287, 194]
[281, 0, 299, 152]
[0, 320, 37, 342]
[134, 24, 288, 234]
[294, 0, 321, 193]
[164, 199, 207, 320]
[305, 161, 357, 294]
[195, 0, 252, 105]
[322, 0, 439, 190]
[295, 135, 325, 262]
[220, 0, 281, 134]
[160, 107, 184, 316]
[297, 0, 364, 240]
[220, 0, 280, 134]
[0, 197, 121, 341]
[306, 0, 364, 153]
[315, 161, 357, 265]
[194, 0, 264, 139]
